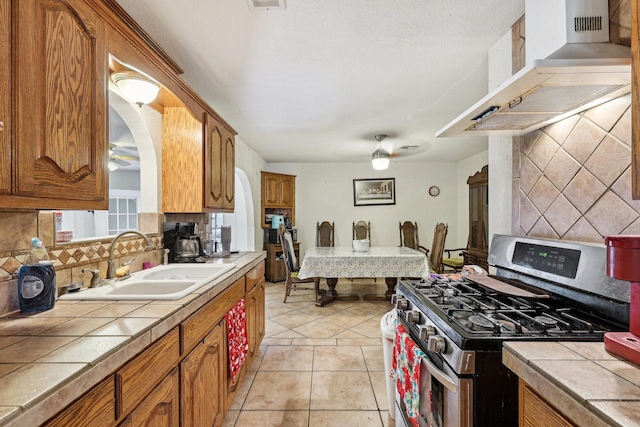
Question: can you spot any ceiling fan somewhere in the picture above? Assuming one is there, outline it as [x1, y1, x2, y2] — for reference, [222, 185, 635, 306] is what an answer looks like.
[109, 142, 140, 171]
[370, 134, 421, 170]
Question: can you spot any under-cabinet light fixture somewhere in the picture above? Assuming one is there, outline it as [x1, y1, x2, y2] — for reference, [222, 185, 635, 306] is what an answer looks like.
[111, 71, 160, 107]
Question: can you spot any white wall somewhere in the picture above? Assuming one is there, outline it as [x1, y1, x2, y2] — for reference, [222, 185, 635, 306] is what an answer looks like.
[267, 161, 460, 256]
[488, 30, 515, 244]
[234, 136, 269, 251]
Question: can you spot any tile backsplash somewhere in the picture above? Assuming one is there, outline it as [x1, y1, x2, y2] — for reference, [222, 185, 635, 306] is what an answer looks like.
[0, 211, 207, 315]
[513, 94, 637, 243]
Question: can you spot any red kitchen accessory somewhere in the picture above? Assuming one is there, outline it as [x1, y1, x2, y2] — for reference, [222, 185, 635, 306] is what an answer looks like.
[603, 235, 640, 365]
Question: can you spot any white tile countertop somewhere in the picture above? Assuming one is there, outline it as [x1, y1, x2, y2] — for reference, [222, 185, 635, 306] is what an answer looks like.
[503, 341, 640, 427]
[0, 251, 265, 427]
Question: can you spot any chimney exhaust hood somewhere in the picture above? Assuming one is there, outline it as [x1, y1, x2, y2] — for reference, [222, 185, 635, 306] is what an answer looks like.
[436, 0, 631, 138]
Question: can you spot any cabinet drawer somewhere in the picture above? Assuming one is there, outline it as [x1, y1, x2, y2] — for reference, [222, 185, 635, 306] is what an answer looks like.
[44, 376, 115, 427]
[181, 277, 245, 355]
[245, 261, 265, 292]
[116, 328, 180, 420]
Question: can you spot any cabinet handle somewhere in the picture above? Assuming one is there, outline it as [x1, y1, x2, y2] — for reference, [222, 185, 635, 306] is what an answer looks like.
[0, 121, 4, 131]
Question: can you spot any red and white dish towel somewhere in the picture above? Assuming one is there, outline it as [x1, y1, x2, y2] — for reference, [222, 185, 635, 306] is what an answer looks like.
[392, 322, 426, 427]
[225, 298, 249, 384]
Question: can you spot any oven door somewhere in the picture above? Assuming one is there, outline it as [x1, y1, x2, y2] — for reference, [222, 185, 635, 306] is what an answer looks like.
[395, 353, 473, 427]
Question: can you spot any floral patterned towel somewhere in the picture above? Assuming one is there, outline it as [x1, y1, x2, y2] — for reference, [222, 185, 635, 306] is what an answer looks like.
[225, 298, 249, 384]
[392, 322, 426, 427]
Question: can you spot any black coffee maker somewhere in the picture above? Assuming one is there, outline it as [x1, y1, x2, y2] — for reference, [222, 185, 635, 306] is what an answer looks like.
[163, 222, 206, 263]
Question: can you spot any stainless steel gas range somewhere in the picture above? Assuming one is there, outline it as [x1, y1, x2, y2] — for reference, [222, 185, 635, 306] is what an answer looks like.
[393, 234, 630, 427]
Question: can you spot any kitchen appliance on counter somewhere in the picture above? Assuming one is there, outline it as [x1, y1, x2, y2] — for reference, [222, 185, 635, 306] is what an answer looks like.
[163, 222, 206, 263]
[393, 234, 629, 427]
[604, 235, 640, 365]
[267, 227, 296, 244]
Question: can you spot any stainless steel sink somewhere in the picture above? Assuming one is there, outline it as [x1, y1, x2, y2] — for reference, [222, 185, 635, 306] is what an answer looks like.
[60, 263, 235, 301]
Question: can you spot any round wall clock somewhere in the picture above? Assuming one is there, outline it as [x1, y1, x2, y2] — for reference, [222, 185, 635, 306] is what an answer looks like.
[428, 186, 440, 197]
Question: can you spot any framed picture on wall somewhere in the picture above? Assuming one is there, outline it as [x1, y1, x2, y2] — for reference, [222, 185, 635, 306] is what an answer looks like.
[353, 178, 396, 206]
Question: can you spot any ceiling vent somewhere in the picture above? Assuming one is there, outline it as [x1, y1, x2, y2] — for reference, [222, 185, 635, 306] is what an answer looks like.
[246, 0, 286, 11]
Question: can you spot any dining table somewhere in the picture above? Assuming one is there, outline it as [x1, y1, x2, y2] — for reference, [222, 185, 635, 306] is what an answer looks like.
[297, 246, 430, 307]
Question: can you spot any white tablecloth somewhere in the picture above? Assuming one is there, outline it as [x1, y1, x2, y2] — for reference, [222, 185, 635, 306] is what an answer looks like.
[297, 246, 430, 279]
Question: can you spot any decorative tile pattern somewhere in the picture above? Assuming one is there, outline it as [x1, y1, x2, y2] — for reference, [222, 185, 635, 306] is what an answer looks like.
[516, 94, 639, 243]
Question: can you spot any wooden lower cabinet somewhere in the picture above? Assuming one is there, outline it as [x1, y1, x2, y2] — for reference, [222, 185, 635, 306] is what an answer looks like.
[520, 380, 575, 427]
[119, 368, 180, 427]
[43, 377, 115, 427]
[180, 321, 225, 427]
[43, 262, 265, 427]
[265, 242, 299, 282]
[246, 277, 266, 358]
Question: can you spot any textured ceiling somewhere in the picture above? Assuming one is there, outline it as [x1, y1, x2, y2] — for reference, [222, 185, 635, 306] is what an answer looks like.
[115, 0, 525, 164]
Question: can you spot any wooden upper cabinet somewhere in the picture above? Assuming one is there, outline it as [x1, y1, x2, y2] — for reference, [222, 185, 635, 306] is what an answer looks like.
[0, 1, 10, 196]
[204, 113, 235, 212]
[9, 0, 108, 209]
[261, 171, 296, 227]
[162, 108, 235, 213]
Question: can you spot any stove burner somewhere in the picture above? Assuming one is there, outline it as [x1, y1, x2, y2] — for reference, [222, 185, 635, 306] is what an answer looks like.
[534, 315, 558, 328]
[468, 315, 494, 330]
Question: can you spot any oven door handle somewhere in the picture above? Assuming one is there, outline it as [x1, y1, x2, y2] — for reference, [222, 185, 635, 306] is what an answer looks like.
[424, 357, 458, 393]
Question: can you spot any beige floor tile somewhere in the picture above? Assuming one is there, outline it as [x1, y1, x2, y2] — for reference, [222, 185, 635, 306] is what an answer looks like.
[350, 318, 385, 338]
[362, 346, 385, 371]
[270, 312, 318, 329]
[221, 410, 239, 427]
[265, 319, 289, 337]
[297, 304, 344, 318]
[260, 345, 314, 371]
[347, 302, 393, 318]
[292, 338, 336, 346]
[261, 338, 292, 346]
[323, 312, 370, 329]
[235, 410, 309, 427]
[310, 371, 378, 410]
[293, 319, 346, 339]
[309, 410, 383, 427]
[333, 330, 368, 339]
[381, 410, 396, 427]
[338, 338, 383, 346]
[271, 330, 307, 339]
[281, 301, 316, 310]
[243, 371, 312, 410]
[369, 371, 390, 411]
[314, 346, 367, 371]
[264, 304, 297, 319]
[229, 370, 256, 410]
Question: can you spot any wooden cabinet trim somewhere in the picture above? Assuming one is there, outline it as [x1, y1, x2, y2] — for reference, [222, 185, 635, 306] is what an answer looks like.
[43, 376, 115, 427]
[115, 328, 180, 420]
[122, 368, 179, 427]
[180, 277, 245, 355]
[245, 262, 265, 292]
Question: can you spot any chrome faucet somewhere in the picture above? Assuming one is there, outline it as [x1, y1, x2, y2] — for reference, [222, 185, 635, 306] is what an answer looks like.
[106, 231, 152, 280]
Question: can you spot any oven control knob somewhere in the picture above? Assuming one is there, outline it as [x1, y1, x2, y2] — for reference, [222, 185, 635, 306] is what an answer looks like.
[427, 335, 446, 353]
[396, 298, 409, 311]
[418, 325, 435, 340]
[406, 310, 420, 324]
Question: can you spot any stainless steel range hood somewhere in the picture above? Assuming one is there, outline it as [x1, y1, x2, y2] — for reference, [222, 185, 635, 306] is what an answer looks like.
[436, 0, 631, 138]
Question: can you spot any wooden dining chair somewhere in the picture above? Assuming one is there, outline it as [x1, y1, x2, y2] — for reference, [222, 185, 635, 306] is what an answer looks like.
[316, 221, 335, 247]
[399, 221, 428, 255]
[279, 225, 318, 303]
[352, 220, 371, 243]
[429, 223, 449, 274]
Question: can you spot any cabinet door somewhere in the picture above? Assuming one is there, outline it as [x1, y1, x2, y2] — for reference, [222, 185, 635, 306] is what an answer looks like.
[180, 322, 225, 427]
[12, 0, 108, 207]
[222, 127, 235, 210]
[264, 174, 280, 207]
[44, 376, 115, 427]
[121, 368, 179, 427]
[246, 276, 266, 359]
[280, 175, 294, 207]
[204, 114, 235, 211]
[204, 114, 224, 210]
[0, 0, 9, 195]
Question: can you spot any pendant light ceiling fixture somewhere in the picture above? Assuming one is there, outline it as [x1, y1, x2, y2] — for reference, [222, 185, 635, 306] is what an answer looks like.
[111, 71, 160, 107]
[371, 134, 390, 170]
